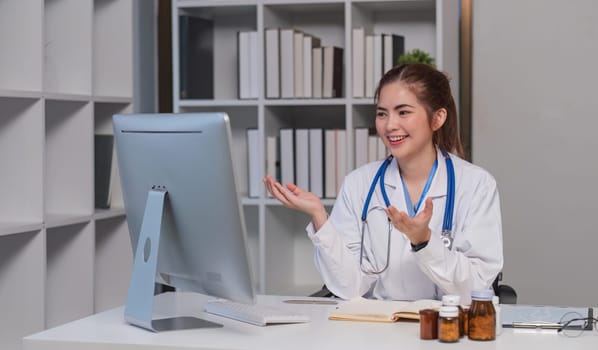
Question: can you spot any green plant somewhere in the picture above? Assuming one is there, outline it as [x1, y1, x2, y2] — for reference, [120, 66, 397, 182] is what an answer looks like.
[398, 49, 436, 67]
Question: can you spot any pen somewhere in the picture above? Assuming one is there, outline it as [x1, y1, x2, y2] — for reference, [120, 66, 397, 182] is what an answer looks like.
[511, 322, 562, 329]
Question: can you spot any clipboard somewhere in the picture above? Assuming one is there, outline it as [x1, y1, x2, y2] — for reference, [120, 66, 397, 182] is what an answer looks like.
[501, 304, 594, 330]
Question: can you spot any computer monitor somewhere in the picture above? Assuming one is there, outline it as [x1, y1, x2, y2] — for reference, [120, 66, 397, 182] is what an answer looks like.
[113, 112, 255, 332]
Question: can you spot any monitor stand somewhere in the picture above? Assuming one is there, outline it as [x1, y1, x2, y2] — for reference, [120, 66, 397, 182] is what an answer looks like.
[123, 188, 223, 332]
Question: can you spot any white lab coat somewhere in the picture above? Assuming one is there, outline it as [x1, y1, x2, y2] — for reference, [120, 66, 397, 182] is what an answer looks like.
[306, 148, 503, 302]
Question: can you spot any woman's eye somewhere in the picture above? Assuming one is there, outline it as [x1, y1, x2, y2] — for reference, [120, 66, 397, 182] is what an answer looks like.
[376, 111, 387, 118]
[398, 110, 411, 117]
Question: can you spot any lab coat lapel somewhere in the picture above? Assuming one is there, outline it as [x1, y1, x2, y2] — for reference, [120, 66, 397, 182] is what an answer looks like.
[382, 157, 409, 213]
[427, 148, 448, 200]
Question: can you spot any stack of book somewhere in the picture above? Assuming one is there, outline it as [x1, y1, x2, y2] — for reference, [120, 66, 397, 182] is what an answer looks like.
[247, 128, 388, 199]
[352, 28, 404, 98]
[264, 28, 343, 99]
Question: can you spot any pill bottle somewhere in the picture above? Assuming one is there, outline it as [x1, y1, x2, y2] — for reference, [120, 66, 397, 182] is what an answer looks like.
[438, 306, 460, 343]
[462, 306, 469, 336]
[419, 309, 439, 340]
[468, 289, 496, 341]
[442, 295, 465, 337]
[493, 295, 502, 336]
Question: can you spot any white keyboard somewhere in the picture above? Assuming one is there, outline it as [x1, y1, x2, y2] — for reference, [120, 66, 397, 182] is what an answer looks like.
[204, 300, 310, 326]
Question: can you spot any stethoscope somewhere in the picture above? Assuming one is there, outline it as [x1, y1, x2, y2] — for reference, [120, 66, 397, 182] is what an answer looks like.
[359, 149, 455, 275]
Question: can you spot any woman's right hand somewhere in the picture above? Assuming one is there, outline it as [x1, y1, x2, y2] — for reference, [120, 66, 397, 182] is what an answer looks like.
[263, 175, 328, 230]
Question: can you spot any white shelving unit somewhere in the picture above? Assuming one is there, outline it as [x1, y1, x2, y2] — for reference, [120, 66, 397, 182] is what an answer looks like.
[172, 0, 459, 296]
[0, 1, 135, 349]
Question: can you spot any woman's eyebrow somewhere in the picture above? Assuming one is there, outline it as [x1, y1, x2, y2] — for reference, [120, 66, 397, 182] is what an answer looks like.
[376, 103, 414, 111]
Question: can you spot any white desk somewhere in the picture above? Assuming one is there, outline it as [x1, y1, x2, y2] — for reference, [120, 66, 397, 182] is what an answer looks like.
[24, 292, 598, 350]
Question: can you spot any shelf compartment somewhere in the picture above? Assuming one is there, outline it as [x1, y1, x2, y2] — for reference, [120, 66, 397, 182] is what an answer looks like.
[264, 104, 346, 135]
[263, 206, 322, 295]
[179, 105, 258, 198]
[0, 231, 45, 350]
[93, 0, 133, 98]
[264, 2, 345, 49]
[175, 5, 257, 101]
[352, 0, 437, 58]
[94, 216, 131, 312]
[0, 0, 43, 92]
[44, 0, 93, 95]
[352, 103, 375, 129]
[0, 97, 44, 226]
[45, 100, 94, 218]
[46, 222, 94, 328]
[94, 102, 132, 209]
[94, 102, 133, 135]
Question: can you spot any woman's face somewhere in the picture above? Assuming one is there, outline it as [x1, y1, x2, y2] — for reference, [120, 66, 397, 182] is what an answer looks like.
[375, 81, 435, 163]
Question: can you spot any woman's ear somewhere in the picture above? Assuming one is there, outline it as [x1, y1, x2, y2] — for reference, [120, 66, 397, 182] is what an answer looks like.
[431, 108, 447, 131]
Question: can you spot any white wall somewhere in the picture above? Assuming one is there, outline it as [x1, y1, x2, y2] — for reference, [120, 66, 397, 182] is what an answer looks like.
[472, 0, 598, 306]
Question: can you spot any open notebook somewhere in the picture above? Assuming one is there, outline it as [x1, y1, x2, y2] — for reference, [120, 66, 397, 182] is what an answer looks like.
[329, 297, 442, 323]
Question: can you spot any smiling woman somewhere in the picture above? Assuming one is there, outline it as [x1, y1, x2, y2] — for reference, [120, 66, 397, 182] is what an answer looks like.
[264, 63, 503, 303]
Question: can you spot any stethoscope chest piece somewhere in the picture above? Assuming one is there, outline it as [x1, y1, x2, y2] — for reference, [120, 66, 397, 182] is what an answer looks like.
[441, 230, 453, 250]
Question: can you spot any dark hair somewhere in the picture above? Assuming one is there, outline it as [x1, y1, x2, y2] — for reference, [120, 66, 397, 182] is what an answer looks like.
[374, 63, 464, 158]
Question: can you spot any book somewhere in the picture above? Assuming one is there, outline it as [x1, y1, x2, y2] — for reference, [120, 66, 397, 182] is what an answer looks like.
[237, 31, 251, 99]
[279, 128, 295, 185]
[312, 47, 323, 98]
[178, 15, 213, 99]
[265, 28, 280, 98]
[329, 297, 441, 323]
[352, 27, 365, 97]
[364, 35, 374, 98]
[94, 134, 114, 209]
[373, 34, 383, 89]
[280, 28, 296, 98]
[368, 135, 378, 162]
[324, 129, 337, 198]
[266, 136, 278, 196]
[303, 35, 321, 98]
[322, 46, 343, 98]
[295, 129, 310, 190]
[293, 31, 304, 98]
[246, 129, 260, 198]
[354, 127, 369, 168]
[248, 31, 259, 99]
[335, 129, 347, 194]
[308, 128, 324, 197]
[377, 136, 387, 159]
[383, 33, 405, 73]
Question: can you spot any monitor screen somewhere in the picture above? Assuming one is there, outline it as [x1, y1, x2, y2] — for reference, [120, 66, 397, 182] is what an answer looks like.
[113, 113, 255, 331]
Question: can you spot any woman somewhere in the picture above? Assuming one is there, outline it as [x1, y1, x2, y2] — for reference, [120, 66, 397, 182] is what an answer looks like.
[264, 64, 503, 302]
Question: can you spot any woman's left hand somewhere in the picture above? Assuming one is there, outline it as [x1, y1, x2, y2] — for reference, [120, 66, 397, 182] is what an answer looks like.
[386, 197, 433, 245]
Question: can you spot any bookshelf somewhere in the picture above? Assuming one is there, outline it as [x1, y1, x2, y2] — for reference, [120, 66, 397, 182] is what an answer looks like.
[172, 0, 459, 296]
[0, 0, 134, 349]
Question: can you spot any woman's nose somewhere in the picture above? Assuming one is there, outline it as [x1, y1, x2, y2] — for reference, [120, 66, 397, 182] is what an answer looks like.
[386, 113, 402, 130]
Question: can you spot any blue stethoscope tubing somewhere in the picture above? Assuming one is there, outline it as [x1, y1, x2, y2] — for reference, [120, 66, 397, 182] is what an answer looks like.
[360, 149, 456, 265]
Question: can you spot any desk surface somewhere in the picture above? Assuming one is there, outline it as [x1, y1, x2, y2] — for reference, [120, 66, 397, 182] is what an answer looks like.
[24, 292, 598, 350]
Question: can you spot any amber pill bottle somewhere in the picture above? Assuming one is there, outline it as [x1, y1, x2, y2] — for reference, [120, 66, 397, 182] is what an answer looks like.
[419, 309, 439, 340]
[442, 294, 465, 337]
[438, 306, 460, 343]
[468, 289, 496, 341]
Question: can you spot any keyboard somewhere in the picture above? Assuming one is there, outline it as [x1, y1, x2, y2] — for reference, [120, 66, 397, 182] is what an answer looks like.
[204, 300, 310, 326]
